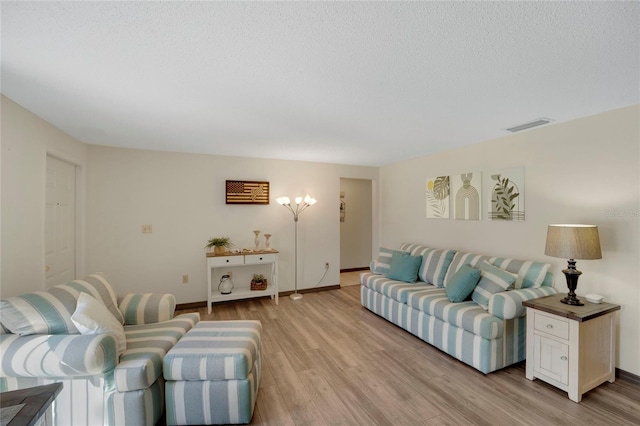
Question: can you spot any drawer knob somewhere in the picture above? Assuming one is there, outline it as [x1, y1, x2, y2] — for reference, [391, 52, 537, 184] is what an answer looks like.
[259, 257, 263, 260]
[546, 324, 553, 329]
[226, 259, 229, 263]
[561, 356, 568, 361]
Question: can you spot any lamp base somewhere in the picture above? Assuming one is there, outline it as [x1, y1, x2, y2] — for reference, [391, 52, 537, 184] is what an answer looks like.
[560, 294, 584, 306]
[289, 293, 303, 301]
[561, 260, 584, 306]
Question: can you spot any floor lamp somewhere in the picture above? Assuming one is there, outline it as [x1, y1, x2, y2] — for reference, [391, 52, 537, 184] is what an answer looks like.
[276, 194, 317, 301]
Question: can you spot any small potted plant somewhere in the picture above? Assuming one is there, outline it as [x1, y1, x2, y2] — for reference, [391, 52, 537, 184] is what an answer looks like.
[206, 237, 233, 256]
[251, 273, 268, 291]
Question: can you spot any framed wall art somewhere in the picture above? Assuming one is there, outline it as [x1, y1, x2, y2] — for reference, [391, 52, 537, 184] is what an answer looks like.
[485, 167, 525, 221]
[426, 176, 450, 219]
[452, 171, 482, 220]
[225, 180, 270, 204]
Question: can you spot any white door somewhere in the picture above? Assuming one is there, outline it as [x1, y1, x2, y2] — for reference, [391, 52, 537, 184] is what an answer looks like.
[45, 155, 76, 287]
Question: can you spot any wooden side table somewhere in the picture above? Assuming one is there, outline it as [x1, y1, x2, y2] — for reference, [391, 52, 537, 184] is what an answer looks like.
[523, 294, 620, 402]
[0, 383, 62, 426]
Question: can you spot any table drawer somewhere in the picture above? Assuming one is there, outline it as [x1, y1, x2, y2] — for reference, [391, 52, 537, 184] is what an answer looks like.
[534, 311, 569, 340]
[208, 255, 245, 267]
[245, 253, 277, 264]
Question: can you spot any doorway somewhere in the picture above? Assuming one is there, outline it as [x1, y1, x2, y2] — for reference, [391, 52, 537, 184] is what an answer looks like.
[339, 178, 373, 278]
[45, 155, 77, 287]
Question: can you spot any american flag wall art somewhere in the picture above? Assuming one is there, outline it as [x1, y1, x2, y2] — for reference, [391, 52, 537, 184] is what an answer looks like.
[225, 180, 270, 204]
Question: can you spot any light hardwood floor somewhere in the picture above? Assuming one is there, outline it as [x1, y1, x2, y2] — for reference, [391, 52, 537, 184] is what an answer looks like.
[176, 284, 640, 426]
[338, 270, 362, 287]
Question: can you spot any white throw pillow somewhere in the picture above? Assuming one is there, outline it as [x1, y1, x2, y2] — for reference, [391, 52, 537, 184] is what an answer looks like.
[71, 292, 127, 356]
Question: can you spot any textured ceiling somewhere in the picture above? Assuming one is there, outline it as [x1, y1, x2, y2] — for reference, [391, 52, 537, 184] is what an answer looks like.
[1, 2, 638, 166]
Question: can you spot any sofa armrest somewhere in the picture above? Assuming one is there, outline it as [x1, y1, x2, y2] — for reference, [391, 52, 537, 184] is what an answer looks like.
[489, 286, 558, 320]
[0, 333, 118, 378]
[118, 293, 176, 325]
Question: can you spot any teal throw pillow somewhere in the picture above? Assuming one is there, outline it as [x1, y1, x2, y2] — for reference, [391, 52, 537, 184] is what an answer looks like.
[445, 265, 481, 302]
[387, 251, 422, 283]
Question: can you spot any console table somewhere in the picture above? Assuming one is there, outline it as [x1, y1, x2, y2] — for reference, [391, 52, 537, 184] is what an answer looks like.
[523, 294, 620, 402]
[206, 251, 279, 314]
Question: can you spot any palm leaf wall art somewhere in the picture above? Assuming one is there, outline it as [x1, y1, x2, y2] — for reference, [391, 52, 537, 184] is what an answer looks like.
[487, 167, 525, 221]
[426, 176, 450, 219]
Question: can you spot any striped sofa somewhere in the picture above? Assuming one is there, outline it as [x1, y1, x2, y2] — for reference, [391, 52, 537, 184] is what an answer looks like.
[361, 243, 558, 374]
[0, 273, 200, 425]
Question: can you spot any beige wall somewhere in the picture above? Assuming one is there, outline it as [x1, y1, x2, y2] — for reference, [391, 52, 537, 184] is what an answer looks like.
[1, 96, 87, 296]
[340, 178, 373, 269]
[379, 105, 640, 375]
[1, 95, 379, 301]
[84, 146, 379, 303]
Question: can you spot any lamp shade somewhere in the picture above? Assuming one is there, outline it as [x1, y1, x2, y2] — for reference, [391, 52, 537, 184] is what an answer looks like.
[544, 224, 602, 260]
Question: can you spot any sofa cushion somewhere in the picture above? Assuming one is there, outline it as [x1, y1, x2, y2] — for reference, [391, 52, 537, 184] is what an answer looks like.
[115, 313, 199, 392]
[371, 247, 398, 275]
[360, 273, 434, 304]
[64, 273, 124, 324]
[443, 252, 496, 287]
[445, 265, 481, 302]
[0, 291, 78, 335]
[406, 287, 504, 340]
[472, 261, 518, 309]
[164, 320, 262, 381]
[0, 272, 123, 336]
[490, 257, 550, 289]
[72, 292, 127, 356]
[387, 251, 422, 283]
[400, 244, 456, 287]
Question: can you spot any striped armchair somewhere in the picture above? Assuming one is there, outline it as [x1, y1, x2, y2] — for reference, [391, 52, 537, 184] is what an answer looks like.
[0, 273, 199, 426]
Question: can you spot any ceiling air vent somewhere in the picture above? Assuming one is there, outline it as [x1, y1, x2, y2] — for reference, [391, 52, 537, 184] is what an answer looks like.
[506, 118, 553, 133]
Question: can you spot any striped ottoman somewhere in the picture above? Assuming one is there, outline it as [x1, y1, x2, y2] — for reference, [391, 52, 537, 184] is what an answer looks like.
[163, 320, 262, 425]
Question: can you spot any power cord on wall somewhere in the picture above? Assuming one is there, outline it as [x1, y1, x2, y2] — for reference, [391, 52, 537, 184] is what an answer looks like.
[313, 263, 330, 287]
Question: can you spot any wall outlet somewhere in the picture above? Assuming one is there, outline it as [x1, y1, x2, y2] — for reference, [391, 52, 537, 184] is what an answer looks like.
[142, 224, 153, 233]
[182, 274, 189, 284]
[227, 271, 232, 279]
